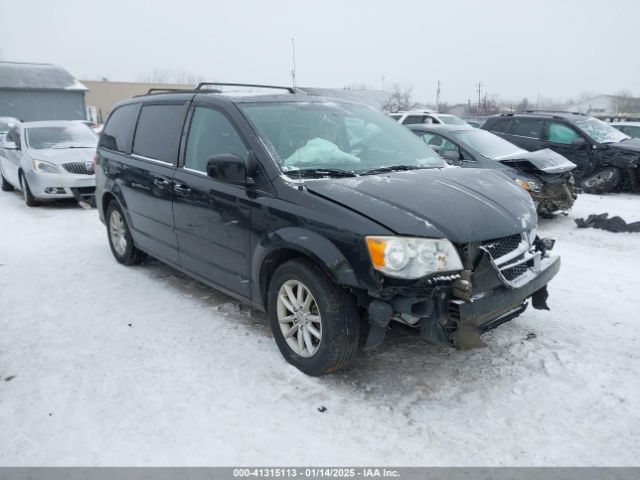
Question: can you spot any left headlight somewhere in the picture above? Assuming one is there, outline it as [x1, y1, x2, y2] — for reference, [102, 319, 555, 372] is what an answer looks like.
[32, 159, 61, 174]
[366, 236, 463, 279]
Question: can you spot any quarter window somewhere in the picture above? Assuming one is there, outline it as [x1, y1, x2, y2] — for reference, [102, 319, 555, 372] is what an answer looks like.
[506, 118, 543, 139]
[132, 104, 186, 163]
[402, 115, 424, 125]
[184, 107, 247, 173]
[547, 122, 580, 144]
[100, 104, 140, 153]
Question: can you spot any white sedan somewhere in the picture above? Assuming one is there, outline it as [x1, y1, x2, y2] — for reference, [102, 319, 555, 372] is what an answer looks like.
[0, 121, 98, 206]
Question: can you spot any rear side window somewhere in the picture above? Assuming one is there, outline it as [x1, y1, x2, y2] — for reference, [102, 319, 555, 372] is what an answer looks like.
[488, 118, 510, 133]
[100, 104, 140, 153]
[507, 118, 543, 139]
[132, 104, 186, 163]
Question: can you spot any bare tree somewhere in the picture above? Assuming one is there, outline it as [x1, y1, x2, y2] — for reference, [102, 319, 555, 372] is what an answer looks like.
[344, 82, 373, 90]
[138, 67, 206, 85]
[516, 97, 530, 112]
[614, 90, 640, 114]
[381, 84, 418, 113]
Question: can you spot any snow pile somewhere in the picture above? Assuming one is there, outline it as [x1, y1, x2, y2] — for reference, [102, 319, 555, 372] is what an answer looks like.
[0, 191, 639, 466]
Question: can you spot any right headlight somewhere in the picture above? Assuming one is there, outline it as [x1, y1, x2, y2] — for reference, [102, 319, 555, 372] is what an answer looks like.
[366, 236, 463, 279]
[32, 159, 61, 174]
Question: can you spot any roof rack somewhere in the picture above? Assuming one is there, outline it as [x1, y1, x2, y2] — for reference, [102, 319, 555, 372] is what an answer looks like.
[524, 109, 586, 116]
[145, 87, 201, 95]
[196, 82, 300, 94]
[139, 82, 303, 97]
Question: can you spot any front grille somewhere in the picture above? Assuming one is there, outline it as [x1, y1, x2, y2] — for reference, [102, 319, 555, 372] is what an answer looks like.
[482, 234, 522, 259]
[73, 186, 95, 194]
[501, 263, 529, 281]
[62, 162, 94, 175]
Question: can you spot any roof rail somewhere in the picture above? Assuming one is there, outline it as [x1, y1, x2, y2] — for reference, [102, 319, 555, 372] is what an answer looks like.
[145, 87, 200, 95]
[196, 82, 300, 94]
[524, 109, 586, 116]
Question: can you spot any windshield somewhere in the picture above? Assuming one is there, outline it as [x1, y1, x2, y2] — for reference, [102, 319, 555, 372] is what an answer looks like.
[576, 118, 630, 143]
[26, 125, 98, 150]
[438, 115, 468, 126]
[240, 101, 445, 174]
[454, 129, 527, 160]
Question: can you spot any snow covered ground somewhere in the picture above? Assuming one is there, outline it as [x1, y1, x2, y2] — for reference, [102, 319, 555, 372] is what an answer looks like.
[0, 189, 639, 466]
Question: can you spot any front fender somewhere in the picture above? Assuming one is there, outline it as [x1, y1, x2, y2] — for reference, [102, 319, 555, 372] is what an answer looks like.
[251, 227, 362, 306]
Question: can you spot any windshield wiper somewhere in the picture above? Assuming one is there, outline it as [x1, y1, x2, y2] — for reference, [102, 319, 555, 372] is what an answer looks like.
[285, 167, 357, 178]
[359, 165, 426, 175]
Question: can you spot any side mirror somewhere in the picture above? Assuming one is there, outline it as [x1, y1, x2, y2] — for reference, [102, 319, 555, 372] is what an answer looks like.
[571, 137, 587, 147]
[206, 153, 254, 185]
[3, 140, 17, 150]
[441, 149, 462, 165]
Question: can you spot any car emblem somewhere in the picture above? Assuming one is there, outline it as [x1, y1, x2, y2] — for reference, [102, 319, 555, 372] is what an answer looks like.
[85, 161, 94, 172]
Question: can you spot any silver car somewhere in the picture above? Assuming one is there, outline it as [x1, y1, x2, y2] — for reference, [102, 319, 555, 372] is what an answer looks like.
[0, 121, 98, 206]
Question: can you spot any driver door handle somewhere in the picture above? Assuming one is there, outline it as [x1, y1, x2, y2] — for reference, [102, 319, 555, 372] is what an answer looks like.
[153, 178, 171, 188]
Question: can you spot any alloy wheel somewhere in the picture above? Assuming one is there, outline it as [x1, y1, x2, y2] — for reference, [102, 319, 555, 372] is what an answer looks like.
[109, 210, 127, 256]
[276, 280, 322, 358]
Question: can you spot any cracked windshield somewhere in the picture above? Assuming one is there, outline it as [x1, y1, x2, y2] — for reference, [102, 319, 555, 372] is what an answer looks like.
[241, 101, 445, 176]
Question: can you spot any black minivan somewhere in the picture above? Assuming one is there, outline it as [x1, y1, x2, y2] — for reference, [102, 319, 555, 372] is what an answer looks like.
[95, 83, 560, 376]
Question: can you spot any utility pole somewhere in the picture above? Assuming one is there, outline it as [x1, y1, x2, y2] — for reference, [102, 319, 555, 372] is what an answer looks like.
[436, 80, 441, 111]
[476, 82, 482, 116]
[291, 38, 297, 90]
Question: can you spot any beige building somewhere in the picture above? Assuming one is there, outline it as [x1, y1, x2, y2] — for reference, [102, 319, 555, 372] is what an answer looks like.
[81, 80, 195, 122]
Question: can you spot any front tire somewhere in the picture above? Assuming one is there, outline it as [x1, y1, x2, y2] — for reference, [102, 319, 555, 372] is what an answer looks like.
[106, 201, 144, 265]
[268, 259, 360, 376]
[19, 173, 38, 207]
[1, 173, 14, 192]
[581, 167, 621, 194]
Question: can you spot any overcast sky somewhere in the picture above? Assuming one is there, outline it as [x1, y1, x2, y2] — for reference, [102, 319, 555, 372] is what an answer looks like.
[2, 0, 639, 105]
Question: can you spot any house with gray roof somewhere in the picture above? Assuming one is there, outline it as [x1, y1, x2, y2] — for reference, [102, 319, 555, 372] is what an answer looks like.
[0, 62, 87, 121]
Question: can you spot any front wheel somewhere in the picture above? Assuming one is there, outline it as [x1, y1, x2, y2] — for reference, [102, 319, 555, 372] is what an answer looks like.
[19, 173, 38, 207]
[106, 201, 144, 265]
[581, 167, 621, 194]
[268, 259, 360, 376]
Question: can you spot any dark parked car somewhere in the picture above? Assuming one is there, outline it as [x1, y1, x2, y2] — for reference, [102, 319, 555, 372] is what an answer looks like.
[482, 111, 640, 193]
[95, 83, 560, 376]
[611, 122, 640, 139]
[408, 124, 577, 217]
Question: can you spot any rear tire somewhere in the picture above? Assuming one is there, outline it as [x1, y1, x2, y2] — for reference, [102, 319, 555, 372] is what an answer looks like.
[19, 173, 38, 207]
[1, 173, 14, 192]
[581, 167, 621, 194]
[268, 259, 360, 376]
[106, 201, 144, 265]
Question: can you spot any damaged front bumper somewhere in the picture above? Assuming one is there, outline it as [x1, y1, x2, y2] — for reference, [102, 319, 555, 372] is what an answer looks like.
[364, 236, 561, 350]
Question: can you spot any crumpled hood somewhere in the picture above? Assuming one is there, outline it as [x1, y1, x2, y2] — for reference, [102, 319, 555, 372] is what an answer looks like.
[498, 148, 576, 173]
[27, 147, 95, 165]
[305, 168, 537, 244]
[608, 138, 640, 153]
